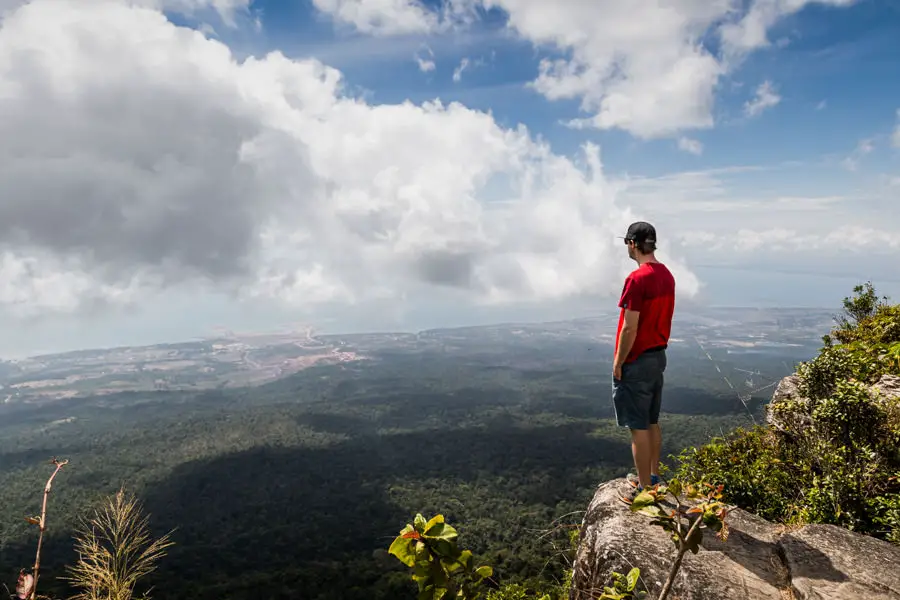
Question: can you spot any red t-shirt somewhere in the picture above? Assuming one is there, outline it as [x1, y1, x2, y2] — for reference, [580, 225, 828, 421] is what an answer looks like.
[615, 262, 675, 363]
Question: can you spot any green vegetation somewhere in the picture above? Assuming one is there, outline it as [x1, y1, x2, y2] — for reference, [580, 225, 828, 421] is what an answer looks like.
[388, 479, 730, 600]
[0, 311, 822, 598]
[597, 569, 643, 600]
[675, 282, 900, 543]
[387, 512, 574, 600]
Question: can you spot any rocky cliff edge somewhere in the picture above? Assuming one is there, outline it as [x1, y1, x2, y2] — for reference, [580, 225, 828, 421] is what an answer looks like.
[570, 374, 900, 600]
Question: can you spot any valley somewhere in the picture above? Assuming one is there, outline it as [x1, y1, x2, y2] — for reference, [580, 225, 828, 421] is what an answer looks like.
[0, 307, 834, 599]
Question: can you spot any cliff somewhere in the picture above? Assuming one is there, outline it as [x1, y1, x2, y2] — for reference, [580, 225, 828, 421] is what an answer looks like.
[570, 477, 900, 600]
[569, 372, 900, 600]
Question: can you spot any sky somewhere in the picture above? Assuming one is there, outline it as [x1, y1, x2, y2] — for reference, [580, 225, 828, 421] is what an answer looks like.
[0, 0, 898, 356]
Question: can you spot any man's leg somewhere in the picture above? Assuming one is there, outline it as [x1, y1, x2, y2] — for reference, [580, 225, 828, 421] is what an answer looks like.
[631, 428, 653, 488]
[613, 356, 654, 489]
[648, 353, 665, 483]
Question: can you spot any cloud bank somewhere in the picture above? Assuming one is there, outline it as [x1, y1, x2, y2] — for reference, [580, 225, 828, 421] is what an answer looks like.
[313, 0, 860, 137]
[0, 0, 699, 317]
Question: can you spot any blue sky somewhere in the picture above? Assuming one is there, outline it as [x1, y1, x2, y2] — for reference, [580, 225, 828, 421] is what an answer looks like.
[214, 0, 900, 175]
[0, 0, 898, 355]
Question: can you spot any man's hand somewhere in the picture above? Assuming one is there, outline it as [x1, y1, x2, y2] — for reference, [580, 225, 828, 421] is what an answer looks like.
[613, 309, 640, 380]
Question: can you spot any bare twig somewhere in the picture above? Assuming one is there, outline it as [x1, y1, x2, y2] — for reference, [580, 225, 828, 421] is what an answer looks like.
[658, 514, 703, 600]
[26, 457, 68, 600]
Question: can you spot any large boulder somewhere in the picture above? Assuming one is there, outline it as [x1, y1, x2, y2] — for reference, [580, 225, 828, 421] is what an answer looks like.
[766, 373, 900, 433]
[570, 478, 900, 600]
[764, 374, 810, 433]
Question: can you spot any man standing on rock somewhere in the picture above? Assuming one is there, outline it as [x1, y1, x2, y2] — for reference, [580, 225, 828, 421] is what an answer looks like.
[612, 221, 676, 499]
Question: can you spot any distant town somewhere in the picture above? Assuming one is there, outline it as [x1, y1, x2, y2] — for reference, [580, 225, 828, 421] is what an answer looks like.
[0, 307, 833, 405]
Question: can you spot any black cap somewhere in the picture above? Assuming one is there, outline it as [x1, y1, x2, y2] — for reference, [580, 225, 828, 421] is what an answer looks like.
[624, 221, 657, 246]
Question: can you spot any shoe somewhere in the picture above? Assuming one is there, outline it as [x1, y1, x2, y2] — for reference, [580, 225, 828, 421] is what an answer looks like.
[650, 474, 661, 486]
[621, 479, 644, 504]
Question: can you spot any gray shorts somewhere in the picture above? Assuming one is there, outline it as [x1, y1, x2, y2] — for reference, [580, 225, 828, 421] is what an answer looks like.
[612, 349, 667, 430]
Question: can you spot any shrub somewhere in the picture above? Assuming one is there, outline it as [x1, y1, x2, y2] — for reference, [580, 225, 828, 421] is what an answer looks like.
[674, 283, 900, 543]
[65, 487, 174, 600]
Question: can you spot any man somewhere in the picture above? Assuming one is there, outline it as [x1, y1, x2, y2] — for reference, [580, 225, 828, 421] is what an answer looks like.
[612, 221, 675, 499]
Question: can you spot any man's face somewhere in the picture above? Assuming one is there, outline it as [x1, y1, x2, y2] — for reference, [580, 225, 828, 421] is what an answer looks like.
[626, 239, 636, 260]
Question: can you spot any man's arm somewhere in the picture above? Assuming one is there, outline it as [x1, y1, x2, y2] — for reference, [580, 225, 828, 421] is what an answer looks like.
[614, 309, 640, 375]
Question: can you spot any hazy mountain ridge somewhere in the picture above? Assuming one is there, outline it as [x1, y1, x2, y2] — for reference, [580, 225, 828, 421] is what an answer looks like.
[0, 308, 833, 407]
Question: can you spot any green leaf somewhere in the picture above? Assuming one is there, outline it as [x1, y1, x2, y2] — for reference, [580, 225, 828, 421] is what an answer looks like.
[667, 479, 682, 498]
[686, 526, 703, 554]
[636, 505, 663, 518]
[424, 514, 445, 532]
[474, 565, 493, 579]
[629, 491, 656, 510]
[415, 540, 429, 561]
[423, 518, 459, 544]
[414, 514, 428, 533]
[389, 536, 417, 567]
[626, 567, 640, 591]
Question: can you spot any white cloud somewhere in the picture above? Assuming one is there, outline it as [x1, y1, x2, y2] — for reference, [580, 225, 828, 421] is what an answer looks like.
[310, 0, 438, 35]
[618, 165, 900, 265]
[2, 0, 251, 24]
[494, 0, 728, 139]
[678, 225, 900, 253]
[893, 108, 900, 148]
[308, 0, 859, 139]
[415, 44, 435, 72]
[841, 138, 874, 171]
[816, 99, 827, 110]
[677, 137, 704, 155]
[743, 80, 781, 117]
[452, 57, 469, 82]
[0, 0, 700, 316]
[719, 0, 858, 54]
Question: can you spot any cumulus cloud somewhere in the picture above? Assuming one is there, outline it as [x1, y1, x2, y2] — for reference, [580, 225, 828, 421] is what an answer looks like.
[2, 0, 251, 24]
[311, 0, 438, 35]
[0, 0, 698, 316]
[719, 0, 859, 54]
[310, 0, 858, 139]
[677, 137, 704, 155]
[744, 80, 781, 117]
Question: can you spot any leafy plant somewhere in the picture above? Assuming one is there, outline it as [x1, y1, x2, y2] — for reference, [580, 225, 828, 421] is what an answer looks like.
[832, 281, 890, 342]
[388, 513, 496, 600]
[598, 568, 644, 599]
[675, 282, 900, 544]
[388, 513, 582, 600]
[624, 480, 730, 600]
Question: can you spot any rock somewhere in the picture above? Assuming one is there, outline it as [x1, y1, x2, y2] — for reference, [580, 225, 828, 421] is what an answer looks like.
[766, 373, 900, 434]
[570, 478, 900, 600]
[872, 374, 900, 402]
[770, 374, 803, 405]
[781, 525, 900, 600]
[765, 374, 811, 434]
